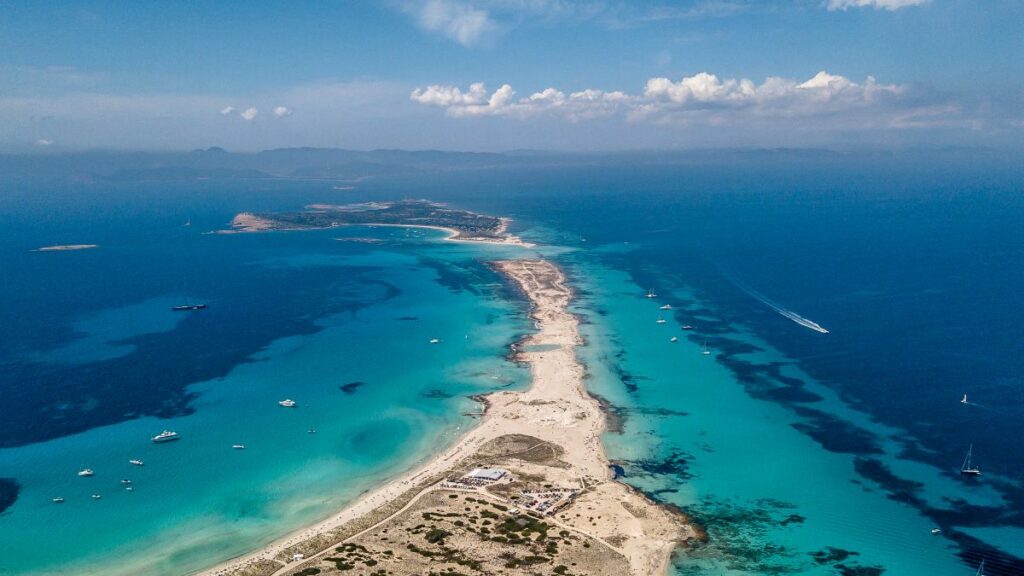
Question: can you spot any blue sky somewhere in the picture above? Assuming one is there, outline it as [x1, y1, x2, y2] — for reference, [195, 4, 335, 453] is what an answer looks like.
[1, 0, 1021, 151]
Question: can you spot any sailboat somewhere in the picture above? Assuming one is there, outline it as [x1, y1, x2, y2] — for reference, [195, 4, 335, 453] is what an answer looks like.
[961, 394, 969, 405]
[960, 444, 982, 476]
[646, 289, 657, 299]
[975, 560, 985, 576]
[171, 237, 206, 310]
[702, 341, 711, 356]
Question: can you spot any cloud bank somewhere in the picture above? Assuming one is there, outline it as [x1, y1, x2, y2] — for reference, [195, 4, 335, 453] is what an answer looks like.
[411, 71, 911, 126]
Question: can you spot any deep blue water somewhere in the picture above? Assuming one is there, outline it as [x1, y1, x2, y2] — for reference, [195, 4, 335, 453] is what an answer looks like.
[366, 161, 1024, 573]
[1, 158, 1022, 575]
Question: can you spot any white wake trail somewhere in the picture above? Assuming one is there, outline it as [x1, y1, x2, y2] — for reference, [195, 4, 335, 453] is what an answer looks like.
[724, 274, 830, 334]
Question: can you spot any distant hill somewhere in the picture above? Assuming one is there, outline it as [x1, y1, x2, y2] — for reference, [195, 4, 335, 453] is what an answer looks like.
[0, 146, 1015, 185]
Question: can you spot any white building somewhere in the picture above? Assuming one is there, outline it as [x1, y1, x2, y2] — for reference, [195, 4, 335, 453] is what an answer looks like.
[466, 468, 507, 481]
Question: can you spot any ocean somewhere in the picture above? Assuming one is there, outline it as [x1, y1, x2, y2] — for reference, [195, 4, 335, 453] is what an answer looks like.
[1, 157, 1022, 575]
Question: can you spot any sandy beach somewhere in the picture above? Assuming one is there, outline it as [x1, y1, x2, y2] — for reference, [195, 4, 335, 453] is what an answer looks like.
[222, 210, 532, 247]
[197, 257, 691, 576]
[356, 220, 535, 247]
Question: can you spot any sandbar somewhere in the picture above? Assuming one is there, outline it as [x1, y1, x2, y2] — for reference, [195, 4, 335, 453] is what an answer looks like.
[196, 257, 693, 576]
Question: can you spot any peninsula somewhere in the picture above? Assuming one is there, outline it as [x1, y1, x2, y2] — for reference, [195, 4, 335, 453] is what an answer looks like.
[198, 257, 694, 576]
[223, 199, 529, 245]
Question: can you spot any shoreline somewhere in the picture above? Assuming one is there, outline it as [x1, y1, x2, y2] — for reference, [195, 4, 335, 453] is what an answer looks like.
[216, 216, 534, 247]
[197, 255, 691, 576]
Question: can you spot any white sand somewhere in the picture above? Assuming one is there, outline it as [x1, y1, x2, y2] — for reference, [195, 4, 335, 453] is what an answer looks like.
[198, 258, 690, 576]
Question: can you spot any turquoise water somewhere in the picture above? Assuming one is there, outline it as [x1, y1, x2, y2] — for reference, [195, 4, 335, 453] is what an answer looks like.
[3, 165, 1022, 575]
[566, 250, 978, 575]
[0, 225, 533, 575]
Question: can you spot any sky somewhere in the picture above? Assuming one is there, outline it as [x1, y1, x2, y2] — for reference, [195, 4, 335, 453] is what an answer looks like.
[1, 0, 1021, 152]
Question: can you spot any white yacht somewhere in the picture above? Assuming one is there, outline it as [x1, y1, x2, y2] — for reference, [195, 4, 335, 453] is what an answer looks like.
[656, 316, 667, 324]
[120, 479, 132, 485]
[960, 444, 981, 476]
[670, 336, 679, 343]
[659, 304, 672, 310]
[702, 341, 711, 356]
[91, 494, 102, 500]
[52, 497, 65, 504]
[232, 444, 246, 450]
[152, 430, 179, 443]
[129, 459, 145, 466]
[78, 468, 95, 477]
[429, 338, 440, 344]
[278, 399, 297, 408]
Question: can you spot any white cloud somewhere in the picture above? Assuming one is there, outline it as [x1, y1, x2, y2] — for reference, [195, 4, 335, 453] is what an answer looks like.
[239, 107, 258, 121]
[826, 0, 927, 11]
[219, 106, 236, 116]
[273, 106, 293, 118]
[411, 82, 632, 119]
[412, 71, 912, 125]
[35, 138, 54, 146]
[405, 0, 495, 46]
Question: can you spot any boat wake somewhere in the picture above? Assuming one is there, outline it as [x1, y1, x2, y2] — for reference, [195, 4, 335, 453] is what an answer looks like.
[723, 272, 829, 334]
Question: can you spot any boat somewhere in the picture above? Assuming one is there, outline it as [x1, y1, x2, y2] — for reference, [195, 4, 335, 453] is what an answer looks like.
[656, 317, 667, 324]
[78, 468, 95, 477]
[659, 304, 672, 310]
[670, 337, 678, 343]
[961, 394, 969, 404]
[646, 289, 657, 299]
[976, 559, 985, 576]
[681, 325, 694, 330]
[232, 444, 246, 450]
[171, 304, 207, 311]
[120, 479, 132, 485]
[429, 338, 440, 344]
[307, 428, 317, 434]
[960, 444, 982, 476]
[702, 341, 711, 356]
[52, 497, 64, 504]
[91, 494, 102, 500]
[152, 430, 179, 443]
[125, 486, 135, 492]
[278, 399, 297, 408]
[129, 459, 144, 466]
[931, 528, 942, 534]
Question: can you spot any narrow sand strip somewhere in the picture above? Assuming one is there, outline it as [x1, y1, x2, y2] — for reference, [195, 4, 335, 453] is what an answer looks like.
[198, 258, 691, 576]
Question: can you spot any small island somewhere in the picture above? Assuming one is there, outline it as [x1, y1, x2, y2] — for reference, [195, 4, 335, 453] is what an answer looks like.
[32, 244, 98, 252]
[223, 200, 529, 245]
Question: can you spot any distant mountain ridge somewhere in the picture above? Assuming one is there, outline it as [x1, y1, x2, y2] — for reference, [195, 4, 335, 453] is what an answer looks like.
[0, 146, 1015, 184]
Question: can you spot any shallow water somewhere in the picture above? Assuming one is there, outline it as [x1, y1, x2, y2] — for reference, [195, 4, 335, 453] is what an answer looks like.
[0, 199, 532, 575]
[2, 164, 1022, 575]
